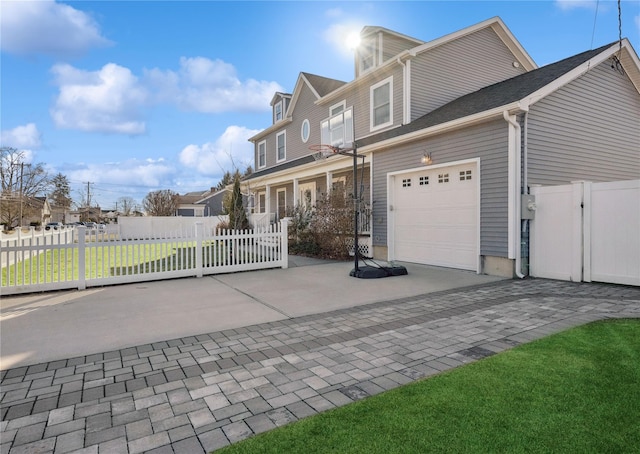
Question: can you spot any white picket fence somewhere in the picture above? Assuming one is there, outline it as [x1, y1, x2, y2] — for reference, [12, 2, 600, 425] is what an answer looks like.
[1, 221, 288, 296]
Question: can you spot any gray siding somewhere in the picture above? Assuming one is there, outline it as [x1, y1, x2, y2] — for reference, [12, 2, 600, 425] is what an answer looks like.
[372, 120, 509, 257]
[346, 64, 405, 140]
[527, 61, 640, 185]
[256, 83, 324, 169]
[382, 34, 421, 62]
[410, 28, 527, 120]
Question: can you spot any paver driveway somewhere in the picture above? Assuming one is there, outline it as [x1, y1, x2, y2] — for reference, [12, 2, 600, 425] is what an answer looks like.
[1, 278, 639, 453]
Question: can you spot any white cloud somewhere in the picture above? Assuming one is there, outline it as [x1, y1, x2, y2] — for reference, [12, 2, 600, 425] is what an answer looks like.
[555, 0, 598, 10]
[145, 57, 283, 113]
[49, 57, 281, 135]
[0, 123, 42, 149]
[179, 125, 260, 176]
[68, 159, 175, 188]
[50, 63, 148, 135]
[0, 0, 112, 57]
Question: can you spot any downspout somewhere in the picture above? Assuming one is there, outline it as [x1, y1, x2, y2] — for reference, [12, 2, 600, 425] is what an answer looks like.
[503, 110, 525, 279]
[396, 57, 409, 125]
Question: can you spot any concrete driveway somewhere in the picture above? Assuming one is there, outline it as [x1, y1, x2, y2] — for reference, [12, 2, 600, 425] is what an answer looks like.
[1, 258, 504, 370]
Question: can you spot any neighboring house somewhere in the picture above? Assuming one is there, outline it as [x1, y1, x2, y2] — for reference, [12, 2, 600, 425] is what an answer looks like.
[22, 196, 51, 227]
[176, 188, 248, 217]
[69, 207, 102, 223]
[244, 16, 640, 277]
[50, 205, 71, 224]
[176, 190, 210, 217]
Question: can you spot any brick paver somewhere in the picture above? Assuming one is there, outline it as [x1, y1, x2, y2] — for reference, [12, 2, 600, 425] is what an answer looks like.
[2, 279, 639, 453]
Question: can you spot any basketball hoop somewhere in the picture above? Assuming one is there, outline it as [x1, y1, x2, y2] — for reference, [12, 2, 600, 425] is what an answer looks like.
[309, 144, 337, 161]
[309, 143, 357, 161]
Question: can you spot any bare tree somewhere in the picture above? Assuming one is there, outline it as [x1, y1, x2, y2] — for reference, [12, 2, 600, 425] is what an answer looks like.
[117, 196, 136, 216]
[142, 189, 178, 216]
[1, 147, 50, 228]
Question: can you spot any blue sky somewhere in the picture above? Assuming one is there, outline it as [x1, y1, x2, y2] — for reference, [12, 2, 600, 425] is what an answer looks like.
[2, 0, 639, 210]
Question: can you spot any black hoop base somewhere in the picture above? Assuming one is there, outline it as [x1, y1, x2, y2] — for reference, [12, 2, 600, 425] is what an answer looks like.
[350, 264, 408, 279]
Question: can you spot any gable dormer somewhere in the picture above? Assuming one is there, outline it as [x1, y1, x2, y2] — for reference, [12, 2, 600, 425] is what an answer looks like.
[354, 26, 424, 78]
[271, 92, 292, 124]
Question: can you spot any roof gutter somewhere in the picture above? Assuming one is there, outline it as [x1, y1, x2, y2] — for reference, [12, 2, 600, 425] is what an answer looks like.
[358, 102, 523, 153]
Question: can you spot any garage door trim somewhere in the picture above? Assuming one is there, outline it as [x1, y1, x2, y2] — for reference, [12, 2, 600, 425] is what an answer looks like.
[387, 158, 481, 272]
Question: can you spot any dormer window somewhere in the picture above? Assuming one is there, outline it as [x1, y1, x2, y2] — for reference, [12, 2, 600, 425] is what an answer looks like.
[360, 40, 375, 72]
[274, 101, 283, 122]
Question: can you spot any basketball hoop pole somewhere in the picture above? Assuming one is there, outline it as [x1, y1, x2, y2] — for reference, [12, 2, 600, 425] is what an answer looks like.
[331, 145, 362, 275]
[352, 147, 360, 275]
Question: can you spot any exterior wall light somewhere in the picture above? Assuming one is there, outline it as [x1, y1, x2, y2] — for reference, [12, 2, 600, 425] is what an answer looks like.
[421, 152, 432, 165]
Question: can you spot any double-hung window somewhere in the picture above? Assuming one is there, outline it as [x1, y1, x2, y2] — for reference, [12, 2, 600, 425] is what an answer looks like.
[274, 101, 283, 122]
[359, 39, 376, 73]
[370, 77, 393, 131]
[258, 140, 266, 169]
[276, 131, 286, 162]
[321, 105, 353, 148]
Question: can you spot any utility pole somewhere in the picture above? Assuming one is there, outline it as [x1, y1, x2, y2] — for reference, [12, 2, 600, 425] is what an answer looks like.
[86, 181, 92, 207]
[19, 162, 24, 227]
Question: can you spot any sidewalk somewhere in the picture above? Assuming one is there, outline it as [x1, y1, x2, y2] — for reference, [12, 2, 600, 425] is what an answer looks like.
[1, 262, 639, 453]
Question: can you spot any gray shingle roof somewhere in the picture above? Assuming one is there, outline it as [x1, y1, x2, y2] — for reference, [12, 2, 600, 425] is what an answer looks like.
[301, 72, 347, 97]
[357, 42, 616, 147]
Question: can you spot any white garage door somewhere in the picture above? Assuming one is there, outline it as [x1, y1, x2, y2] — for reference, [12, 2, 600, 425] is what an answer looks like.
[391, 162, 478, 271]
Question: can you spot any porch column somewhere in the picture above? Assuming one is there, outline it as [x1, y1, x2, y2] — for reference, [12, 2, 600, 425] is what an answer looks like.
[293, 178, 299, 206]
[326, 171, 333, 195]
[265, 185, 272, 219]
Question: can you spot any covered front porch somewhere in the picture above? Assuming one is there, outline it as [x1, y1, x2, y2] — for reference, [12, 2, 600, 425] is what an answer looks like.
[244, 153, 373, 257]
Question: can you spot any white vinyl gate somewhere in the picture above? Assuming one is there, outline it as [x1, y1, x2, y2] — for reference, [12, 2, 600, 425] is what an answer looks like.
[530, 180, 640, 286]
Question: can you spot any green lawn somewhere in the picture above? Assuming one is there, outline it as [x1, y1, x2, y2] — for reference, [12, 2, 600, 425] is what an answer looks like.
[218, 319, 640, 453]
[1, 240, 248, 285]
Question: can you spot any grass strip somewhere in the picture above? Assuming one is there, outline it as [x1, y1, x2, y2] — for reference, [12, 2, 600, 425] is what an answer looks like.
[218, 319, 640, 453]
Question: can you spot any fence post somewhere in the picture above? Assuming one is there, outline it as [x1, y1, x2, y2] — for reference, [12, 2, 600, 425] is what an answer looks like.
[280, 219, 288, 269]
[195, 222, 203, 278]
[78, 226, 86, 290]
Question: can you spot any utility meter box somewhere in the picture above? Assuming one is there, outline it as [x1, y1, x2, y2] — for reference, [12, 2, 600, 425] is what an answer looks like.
[521, 194, 536, 220]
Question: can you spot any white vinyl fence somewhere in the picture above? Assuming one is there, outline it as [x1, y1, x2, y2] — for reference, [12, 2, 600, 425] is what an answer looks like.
[1, 221, 288, 296]
[530, 180, 639, 286]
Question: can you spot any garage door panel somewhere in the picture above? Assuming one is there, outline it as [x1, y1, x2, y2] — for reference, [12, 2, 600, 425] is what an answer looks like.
[392, 162, 478, 271]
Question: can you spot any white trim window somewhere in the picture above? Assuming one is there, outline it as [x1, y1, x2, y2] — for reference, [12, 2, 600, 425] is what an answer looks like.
[321, 107, 353, 148]
[330, 101, 345, 116]
[301, 119, 310, 143]
[276, 131, 286, 162]
[258, 140, 266, 169]
[370, 77, 393, 131]
[258, 193, 266, 214]
[277, 189, 287, 220]
[274, 100, 283, 123]
[359, 39, 376, 73]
